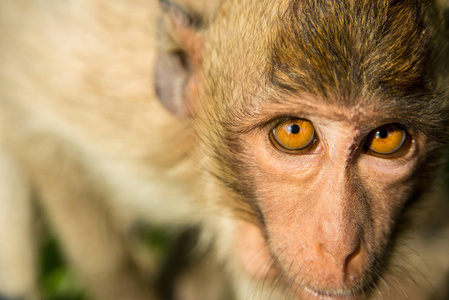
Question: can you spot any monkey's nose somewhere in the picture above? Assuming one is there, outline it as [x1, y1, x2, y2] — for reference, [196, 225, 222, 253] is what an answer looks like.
[311, 240, 366, 286]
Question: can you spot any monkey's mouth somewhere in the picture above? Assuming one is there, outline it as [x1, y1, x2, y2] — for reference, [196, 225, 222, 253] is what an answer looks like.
[294, 276, 379, 300]
[302, 285, 365, 299]
[284, 248, 384, 300]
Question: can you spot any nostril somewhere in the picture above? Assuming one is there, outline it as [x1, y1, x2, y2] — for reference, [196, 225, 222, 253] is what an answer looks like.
[318, 242, 339, 266]
[343, 243, 365, 282]
[346, 243, 361, 265]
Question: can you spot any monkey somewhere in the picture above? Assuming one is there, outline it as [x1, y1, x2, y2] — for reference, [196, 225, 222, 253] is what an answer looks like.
[1, 0, 449, 299]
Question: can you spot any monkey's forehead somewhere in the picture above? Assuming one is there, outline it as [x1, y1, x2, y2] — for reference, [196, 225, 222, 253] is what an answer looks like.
[274, 1, 438, 100]
[201, 0, 448, 142]
[208, 0, 444, 98]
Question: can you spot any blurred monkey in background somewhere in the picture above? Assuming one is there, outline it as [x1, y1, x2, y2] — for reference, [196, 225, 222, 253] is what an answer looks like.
[1, 0, 449, 299]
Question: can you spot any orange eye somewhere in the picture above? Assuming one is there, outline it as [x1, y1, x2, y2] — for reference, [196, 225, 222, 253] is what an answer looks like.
[271, 119, 315, 151]
[365, 124, 410, 156]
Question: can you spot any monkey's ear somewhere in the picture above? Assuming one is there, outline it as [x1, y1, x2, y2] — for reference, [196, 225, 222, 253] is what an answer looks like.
[155, 0, 204, 118]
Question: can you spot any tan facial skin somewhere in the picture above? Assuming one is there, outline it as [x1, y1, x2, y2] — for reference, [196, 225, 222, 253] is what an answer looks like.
[232, 97, 424, 299]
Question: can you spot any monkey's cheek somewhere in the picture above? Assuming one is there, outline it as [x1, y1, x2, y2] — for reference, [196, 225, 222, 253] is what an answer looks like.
[234, 221, 278, 280]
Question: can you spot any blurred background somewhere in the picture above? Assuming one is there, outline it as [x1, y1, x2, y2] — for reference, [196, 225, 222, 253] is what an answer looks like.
[40, 226, 173, 300]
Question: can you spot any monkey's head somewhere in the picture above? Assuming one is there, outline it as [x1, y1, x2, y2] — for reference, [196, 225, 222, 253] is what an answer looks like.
[156, 0, 449, 298]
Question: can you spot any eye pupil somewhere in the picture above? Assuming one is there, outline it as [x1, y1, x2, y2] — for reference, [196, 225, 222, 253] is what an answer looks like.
[377, 129, 388, 139]
[290, 124, 300, 134]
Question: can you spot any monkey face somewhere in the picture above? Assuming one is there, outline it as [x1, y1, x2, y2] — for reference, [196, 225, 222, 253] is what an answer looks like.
[190, 0, 449, 299]
[229, 100, 426, 299]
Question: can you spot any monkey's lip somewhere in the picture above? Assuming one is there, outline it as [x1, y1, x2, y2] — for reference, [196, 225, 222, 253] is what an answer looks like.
[300, 285, 364, 300]
[292, 266, 374, 299]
